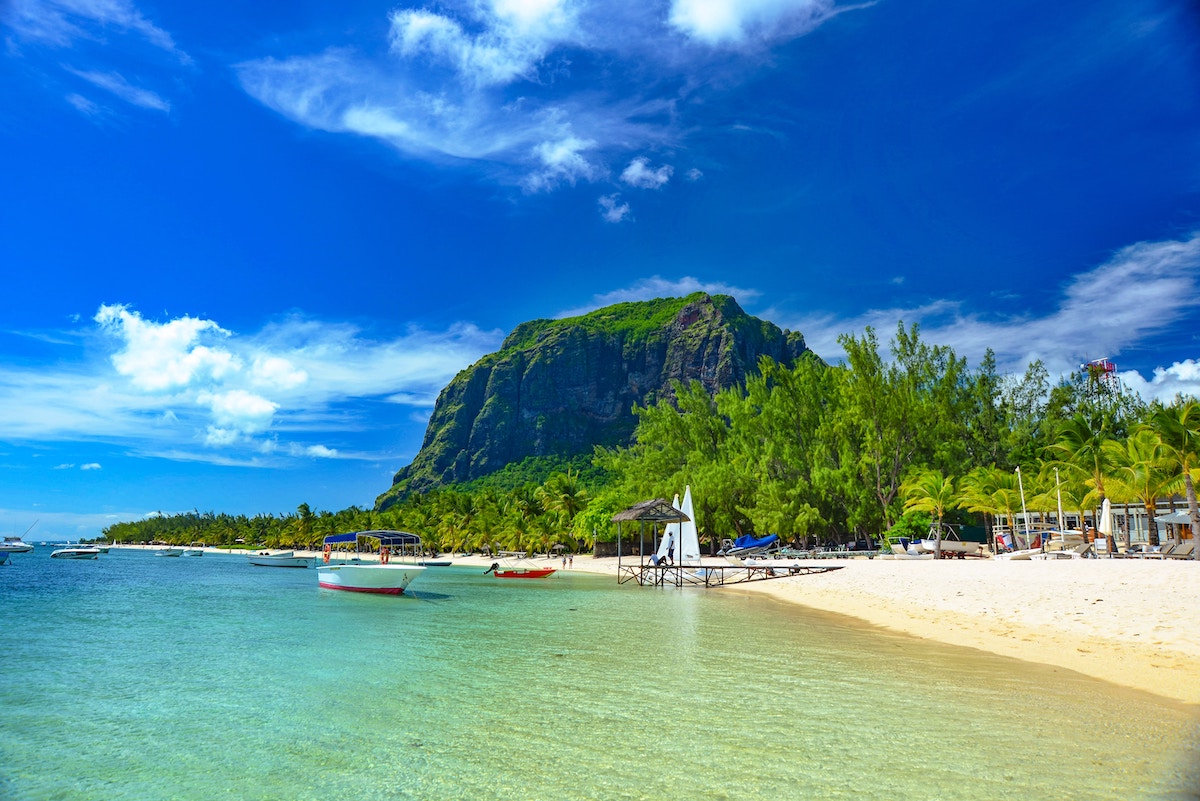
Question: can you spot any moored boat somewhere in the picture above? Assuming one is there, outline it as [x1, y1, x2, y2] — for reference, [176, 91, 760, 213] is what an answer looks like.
[316, 531, 426, 595]
[182, 548, 204, 556]
[0, 536, 35, 554]
[484, 552, 557, 579]
[51, 546, 101, 559]
[247, 550, 312, 568]
[154, 547, 184, 557]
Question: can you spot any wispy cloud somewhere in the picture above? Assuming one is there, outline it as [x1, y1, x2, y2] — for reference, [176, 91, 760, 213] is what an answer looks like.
[557, 275, 763, 318]
[0, 307, 503, 463]
[236, 0, 862, 191]
[3, 0, 185, 58]
[598, 193, 631, 223]
[66, 68, 171, 111]
[775, 231, 1200, 401]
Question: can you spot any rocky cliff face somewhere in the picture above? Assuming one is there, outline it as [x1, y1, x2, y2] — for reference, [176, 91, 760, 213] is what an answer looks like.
[376, 293, 813, 506]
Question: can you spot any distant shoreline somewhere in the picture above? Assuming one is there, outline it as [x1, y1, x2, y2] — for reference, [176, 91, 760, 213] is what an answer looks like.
[109, 544, 1200, 706]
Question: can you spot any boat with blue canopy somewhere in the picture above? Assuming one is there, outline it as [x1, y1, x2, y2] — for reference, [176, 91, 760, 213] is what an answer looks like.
[316, 530, 426, 595]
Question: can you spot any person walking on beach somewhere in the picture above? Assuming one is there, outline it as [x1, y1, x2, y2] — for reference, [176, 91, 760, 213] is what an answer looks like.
[666, 531, 675, 565]
[568, 554, 573, 569]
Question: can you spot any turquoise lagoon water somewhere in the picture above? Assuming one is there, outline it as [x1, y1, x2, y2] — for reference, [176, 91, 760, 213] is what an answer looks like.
[1, 549, 1197, 800]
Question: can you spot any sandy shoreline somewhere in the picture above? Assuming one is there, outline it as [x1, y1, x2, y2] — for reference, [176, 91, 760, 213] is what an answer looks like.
[117, 545, 1200, 706]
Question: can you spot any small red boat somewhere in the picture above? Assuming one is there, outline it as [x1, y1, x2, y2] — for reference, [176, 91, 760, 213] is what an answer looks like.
[484, 552, 557, 579]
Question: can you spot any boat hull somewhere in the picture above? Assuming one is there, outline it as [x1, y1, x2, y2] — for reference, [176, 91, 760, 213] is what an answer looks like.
[316, 564, 424, 594]
[51, 548, 100, 559]
[247, 552, 311, 568]
[494, 568, 556, 579]
[918, 539, 983, 556]
[155, 548, 184, 557]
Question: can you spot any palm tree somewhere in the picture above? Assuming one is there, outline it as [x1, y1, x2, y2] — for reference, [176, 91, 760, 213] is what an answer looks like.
[1044, 412, 1117, 553]
[901, 469, 957, 557]
[1104, 427, 1179, 548]
[1150, 401, 1200, 560]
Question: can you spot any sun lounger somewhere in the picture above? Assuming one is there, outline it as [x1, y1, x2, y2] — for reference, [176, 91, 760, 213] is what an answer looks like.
[1165, 542, 1195, 560]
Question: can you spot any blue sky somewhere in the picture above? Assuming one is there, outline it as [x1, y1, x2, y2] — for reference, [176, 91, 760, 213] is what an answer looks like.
[2, 0, 1198, 540]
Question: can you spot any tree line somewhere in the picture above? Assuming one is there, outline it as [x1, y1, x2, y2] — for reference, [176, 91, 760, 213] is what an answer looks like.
[103, 324, 1200, 559]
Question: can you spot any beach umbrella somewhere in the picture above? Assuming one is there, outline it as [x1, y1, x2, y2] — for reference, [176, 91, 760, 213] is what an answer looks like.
[1098, 498, 1113, 553]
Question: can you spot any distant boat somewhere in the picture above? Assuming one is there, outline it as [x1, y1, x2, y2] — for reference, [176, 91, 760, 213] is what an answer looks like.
[247, 550, 311, 568]
[484, 551, 556, 579]
[51, 546, 100, 560]
[316, 531, 426, 595]
[0, 537, 34, 554]
[182, 548, 204, 557]
[155, 548, 184, 557]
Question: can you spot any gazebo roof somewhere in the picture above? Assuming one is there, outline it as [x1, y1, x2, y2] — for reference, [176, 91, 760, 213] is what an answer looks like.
[611, 498, 689, 523]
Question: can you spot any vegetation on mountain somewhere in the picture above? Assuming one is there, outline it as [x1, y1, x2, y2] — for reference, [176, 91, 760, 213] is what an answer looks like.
[377, 292, 812, 506]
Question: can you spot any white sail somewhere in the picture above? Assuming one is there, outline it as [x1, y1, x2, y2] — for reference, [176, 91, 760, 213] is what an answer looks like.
[656, 493, 681, 562]
[678, 486, 701, 565]
[654, 487, 701, 565]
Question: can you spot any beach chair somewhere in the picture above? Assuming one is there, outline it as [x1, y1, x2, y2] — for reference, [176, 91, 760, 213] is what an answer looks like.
[1141, 543, 1177, 560]
[1165, 542, 1195, 560]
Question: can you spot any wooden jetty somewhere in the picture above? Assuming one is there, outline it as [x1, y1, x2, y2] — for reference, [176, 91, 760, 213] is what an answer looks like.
[618, 560, 843, 588]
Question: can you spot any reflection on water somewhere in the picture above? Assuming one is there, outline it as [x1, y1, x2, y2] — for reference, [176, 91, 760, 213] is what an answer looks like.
[1, 550, 1196, 800]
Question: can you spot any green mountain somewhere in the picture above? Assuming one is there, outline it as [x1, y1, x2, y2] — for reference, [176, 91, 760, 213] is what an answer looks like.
[376, 293, 814, 508]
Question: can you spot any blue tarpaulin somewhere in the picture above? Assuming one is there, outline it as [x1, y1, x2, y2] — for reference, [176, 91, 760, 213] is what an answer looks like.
[732, 533, 779, 549]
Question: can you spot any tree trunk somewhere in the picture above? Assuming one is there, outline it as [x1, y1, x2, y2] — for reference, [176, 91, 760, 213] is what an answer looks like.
[1187, 472, 1200, 561]
[1146, 499, 1160, 547]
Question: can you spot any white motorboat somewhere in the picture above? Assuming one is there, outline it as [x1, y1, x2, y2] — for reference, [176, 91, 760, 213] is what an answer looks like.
[51, 546, 101, 559]
[247, 550, 312, 568]
[316, 531, 426, 595]
[154, 547, 184, 557]
[182, 548, 204, 556]
[889, 543, 934, 560]
[0, 537, 35, 554]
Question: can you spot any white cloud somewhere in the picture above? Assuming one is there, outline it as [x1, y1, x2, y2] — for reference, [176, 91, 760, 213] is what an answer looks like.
[525, 136, 602, 192]
[250, 356, 308, 390]
[67, 69, 170, 112]
[558, 275, 763, 317]
[236, 0, 859, 192]
[80, 462, 101, 470]
[200, 389, 278, 435]
[777, 231, 1200, 400]
[0, 307, 503, 463]
[53, 463, 75, 469]
[668, 0, 838, 45]
[388, 0, 575, 88]
[95, 304, 239, 390]
[685, 167, 703, 181]
[598, 193, 631, 223]
[621, 157, 673, 189]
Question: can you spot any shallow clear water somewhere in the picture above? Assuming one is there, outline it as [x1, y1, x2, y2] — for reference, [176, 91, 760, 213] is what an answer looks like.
[1, 549, 1196, 800]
